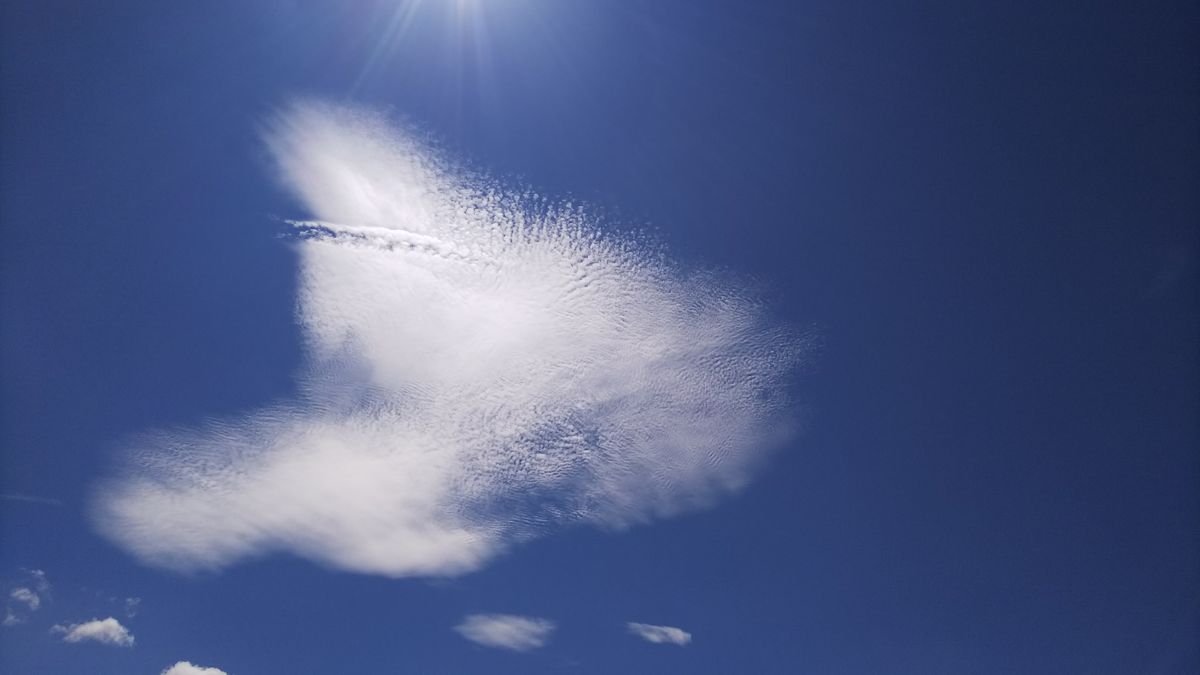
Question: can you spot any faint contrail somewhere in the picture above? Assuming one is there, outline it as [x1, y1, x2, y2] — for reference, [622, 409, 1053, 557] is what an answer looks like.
[2, 494, 63, 507]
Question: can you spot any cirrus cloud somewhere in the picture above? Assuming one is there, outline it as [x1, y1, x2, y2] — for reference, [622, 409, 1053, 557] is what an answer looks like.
[93, 100, 804, 578]
[627, 621, 692, 645]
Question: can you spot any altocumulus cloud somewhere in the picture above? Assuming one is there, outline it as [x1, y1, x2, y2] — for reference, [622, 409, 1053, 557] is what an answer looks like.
[454, 613, 555, 651]
[161, 662, 228, 675]
[627, 621, 692, 645]
[51, 617, 134, 646]
[94, 100, 805, 578]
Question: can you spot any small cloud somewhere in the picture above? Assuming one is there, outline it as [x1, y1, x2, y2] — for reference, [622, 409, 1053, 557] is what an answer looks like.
[51, 617, 135, 647]
[125, 597, 142, 618]
[3, 571, 50, 626]
[627, 622, 692, 646]
[454, 613, 555, 652]
[9, 587, 39, 611]
[161, 662, 228, 675]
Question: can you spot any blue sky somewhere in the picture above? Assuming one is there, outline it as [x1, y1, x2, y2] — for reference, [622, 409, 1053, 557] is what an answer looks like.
[2, 1, 1197, 674]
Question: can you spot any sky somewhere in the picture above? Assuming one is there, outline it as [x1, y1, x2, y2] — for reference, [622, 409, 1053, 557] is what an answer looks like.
[1, 1, 1197, 674]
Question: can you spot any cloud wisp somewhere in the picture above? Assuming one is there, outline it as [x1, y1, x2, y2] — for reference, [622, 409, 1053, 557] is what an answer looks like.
[1, 493, 63, 507]
[627, 621, 692, 645]
[94, 100, 804, 578]
[454, 613, 555, 651]
[26, 569, 51, 594]
[162, 662, 228, 675]
[51, 617, 135, 647]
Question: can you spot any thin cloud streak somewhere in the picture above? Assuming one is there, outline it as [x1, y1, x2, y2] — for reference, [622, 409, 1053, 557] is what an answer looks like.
[2, 494, 63, 506]
[94, 100, 805, 578]
[627, 621, 692, 645]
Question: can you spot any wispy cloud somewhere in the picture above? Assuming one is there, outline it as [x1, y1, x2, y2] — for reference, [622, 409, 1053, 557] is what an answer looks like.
[51, 617, 135, 647]
[454, 613, 555, 651]
[1, 494, 62, 507]
[627, 621, 692, 645]
[26, 569, 50, 594]
[161, 662, 228, 675]
[94, 100, 804, 578]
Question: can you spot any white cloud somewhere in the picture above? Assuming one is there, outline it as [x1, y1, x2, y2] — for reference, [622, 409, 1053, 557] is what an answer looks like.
[9, 587, 39, 611]
[93, 100, 804, 578]
[627, 621, 692, 645]
[51, 617, 135, 647]
[161, 662, 228, 675]
[454, 613, 555, 651]
[125, 597, 142, 617]
[3, 571, 50, 626]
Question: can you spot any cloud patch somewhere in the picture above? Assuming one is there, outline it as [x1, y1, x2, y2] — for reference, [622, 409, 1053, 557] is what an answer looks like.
[3, 569, 50, 626]
[51, 617, 135, 647]
[454, 613, 555, 651]
[9, 587, 40, 611]
[93, 100, 804, 578]
[162, 662, 228, 675]
[627, 621, 692, 645]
